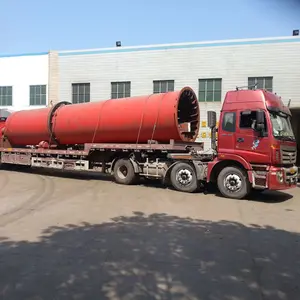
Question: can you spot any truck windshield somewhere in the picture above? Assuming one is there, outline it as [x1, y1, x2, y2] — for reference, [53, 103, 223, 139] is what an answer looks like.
[269, 112, 295, 141]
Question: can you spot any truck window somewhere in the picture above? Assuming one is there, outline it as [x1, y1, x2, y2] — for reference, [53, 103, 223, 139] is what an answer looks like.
[240, 111, 257, 129]
[222, 112, 236, 132]
[240, 110, 268, 133]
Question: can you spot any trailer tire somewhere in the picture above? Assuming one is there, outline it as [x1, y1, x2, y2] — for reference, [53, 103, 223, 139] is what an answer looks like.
[170, 162, 198, 193]
[113, 159, 138, 185]
[217, 166, 250, 199]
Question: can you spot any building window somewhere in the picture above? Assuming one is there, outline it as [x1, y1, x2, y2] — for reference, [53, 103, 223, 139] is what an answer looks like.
[153, 80, 175, 93]
[30, 85, 47, 106]
[222, 112, 236, 132]
[72, 83, 90, 104]
[0, 86, 13, 106]
[248, 77, 273, 92]
[198, 78, 222, 102]
[111, 81, 131, 99]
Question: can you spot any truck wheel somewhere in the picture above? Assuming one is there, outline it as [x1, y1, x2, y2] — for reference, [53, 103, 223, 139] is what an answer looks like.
[113, 159, 137, 185]
[170, 162, 198, 193]
[217, 166, 250, 199]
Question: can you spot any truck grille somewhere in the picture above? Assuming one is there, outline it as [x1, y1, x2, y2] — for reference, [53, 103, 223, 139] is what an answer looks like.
[280, 145, 297, 165]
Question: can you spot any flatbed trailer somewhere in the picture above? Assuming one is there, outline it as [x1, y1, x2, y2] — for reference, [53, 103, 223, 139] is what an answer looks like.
[0, 140, 212, 193]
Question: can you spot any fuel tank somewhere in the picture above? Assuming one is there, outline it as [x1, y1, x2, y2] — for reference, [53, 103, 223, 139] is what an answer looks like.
[3, 87, 200, 147]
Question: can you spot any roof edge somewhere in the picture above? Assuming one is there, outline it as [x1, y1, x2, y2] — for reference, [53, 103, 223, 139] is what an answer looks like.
[0, 51, 49, 59]
[59, 35, 300, 54]
[1, 35, 300, 58]
[58, 36, 300, 57]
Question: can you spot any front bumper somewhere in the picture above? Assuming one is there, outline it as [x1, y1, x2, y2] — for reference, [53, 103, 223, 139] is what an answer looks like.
[268, 165, 298, 190]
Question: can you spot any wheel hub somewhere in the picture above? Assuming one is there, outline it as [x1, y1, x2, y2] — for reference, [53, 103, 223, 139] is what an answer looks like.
[117, 165, 128, 179]
[224, 174, 242, 192]
[177, 169, 193, 186]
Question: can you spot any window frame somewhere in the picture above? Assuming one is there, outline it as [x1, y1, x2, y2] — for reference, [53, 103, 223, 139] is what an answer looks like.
[71, 83, 90, 104]
[239, 110, 258, 130]
[248, 76, 273, 92]
[198, 78, 222, 102]
[239, 109, 268, 136]
[153, 80, 175, 94]
[29, 85, 47, 106]
[111, 81, 131, 99]
[0, 86, 13, 106]
[222, 111, 236, 133]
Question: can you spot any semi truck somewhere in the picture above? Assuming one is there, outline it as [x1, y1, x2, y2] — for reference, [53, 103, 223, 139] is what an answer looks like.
[0, 86, 297, 199]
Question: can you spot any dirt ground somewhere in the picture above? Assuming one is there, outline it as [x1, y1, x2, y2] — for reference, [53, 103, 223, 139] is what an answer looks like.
[0, 168, 299, 300]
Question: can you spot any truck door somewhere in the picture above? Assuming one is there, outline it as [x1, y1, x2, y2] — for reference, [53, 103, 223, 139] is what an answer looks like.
[235, 110, 271, 164]
[218, 111, 237, 153]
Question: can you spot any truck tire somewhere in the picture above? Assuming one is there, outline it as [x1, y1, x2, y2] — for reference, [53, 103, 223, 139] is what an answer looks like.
[113, 158, 138, 185]
[170, 162, 198, 193]
[217, 166, 250, 199]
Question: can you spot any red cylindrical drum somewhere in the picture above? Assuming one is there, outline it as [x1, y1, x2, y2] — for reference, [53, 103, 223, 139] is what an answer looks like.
[4, 107, 51, 146]
[4, 87, 200, 147]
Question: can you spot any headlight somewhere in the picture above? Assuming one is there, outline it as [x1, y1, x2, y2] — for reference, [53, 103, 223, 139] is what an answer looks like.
[276, 171, 284, 183]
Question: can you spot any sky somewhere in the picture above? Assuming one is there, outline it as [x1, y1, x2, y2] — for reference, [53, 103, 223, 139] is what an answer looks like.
[0, 0, 299, 55]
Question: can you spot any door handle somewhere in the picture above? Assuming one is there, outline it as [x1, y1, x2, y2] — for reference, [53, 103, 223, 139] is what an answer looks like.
[237, 137, 244, 143]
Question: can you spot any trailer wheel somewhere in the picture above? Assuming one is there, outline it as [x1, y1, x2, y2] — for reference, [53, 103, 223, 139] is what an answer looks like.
[217, 166, 250, 199]
[113, 159, 137, 185]
[170, 162, 198, 193]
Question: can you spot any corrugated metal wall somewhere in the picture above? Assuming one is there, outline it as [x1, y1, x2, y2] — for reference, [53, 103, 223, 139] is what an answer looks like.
[57, 37, 300, 150]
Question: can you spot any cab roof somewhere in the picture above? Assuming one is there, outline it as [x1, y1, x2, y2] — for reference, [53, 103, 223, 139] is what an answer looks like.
[221, 89, 291, 115]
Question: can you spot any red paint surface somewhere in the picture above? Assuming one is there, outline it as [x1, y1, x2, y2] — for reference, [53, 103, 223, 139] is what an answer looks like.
[268, 166, 297, 190]
[217, 89, 296, 166]
[5, 108, 51, 146]
[4, 87, 199, 146]
[0, 120, 6, 140]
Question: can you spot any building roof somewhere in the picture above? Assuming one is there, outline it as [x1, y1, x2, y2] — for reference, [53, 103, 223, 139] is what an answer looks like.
[1, 35, 300, 58]
[0, 51, 48, 58]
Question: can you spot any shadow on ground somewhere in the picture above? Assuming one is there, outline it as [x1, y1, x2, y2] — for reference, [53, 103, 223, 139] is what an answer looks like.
[1, 166, 295, 203]
[245, 190, 294, 203]
[0, 165, 112, 182]
[0, 212, 299, 300]
[205, 183, 294, 203]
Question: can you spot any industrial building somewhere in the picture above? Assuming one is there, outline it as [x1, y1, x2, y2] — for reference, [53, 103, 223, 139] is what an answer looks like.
[0, 35, 300, 151]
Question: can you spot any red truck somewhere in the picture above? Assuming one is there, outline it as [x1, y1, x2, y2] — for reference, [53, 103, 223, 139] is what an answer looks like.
[0, 87, 297, 199]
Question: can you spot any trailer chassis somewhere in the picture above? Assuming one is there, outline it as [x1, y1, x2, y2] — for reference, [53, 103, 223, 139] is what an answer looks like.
[0, 140, 212, 193]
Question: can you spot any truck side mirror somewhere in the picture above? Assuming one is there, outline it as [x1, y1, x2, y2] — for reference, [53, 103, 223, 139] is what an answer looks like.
[256, 111, 264, 125]
[255, 111, 265, 136]
[207, 111, 217, 152]
[256, 123, 265, 131]
[256, 123, 266, 137]
[207, 111, 217, 128]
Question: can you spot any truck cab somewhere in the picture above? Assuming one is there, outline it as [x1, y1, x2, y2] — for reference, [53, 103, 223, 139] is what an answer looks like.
[0, 109, 13, 141]
[0, 117, 6, 139]
[208, 88, 298, 199]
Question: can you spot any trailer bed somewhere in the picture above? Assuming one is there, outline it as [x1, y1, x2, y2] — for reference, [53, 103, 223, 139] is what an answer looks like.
[0, 140, 204, 156]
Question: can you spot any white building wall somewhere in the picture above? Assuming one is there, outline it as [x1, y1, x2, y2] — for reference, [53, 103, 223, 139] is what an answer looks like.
[0, 54, 49, 111]
[58, 36, 300, 150]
